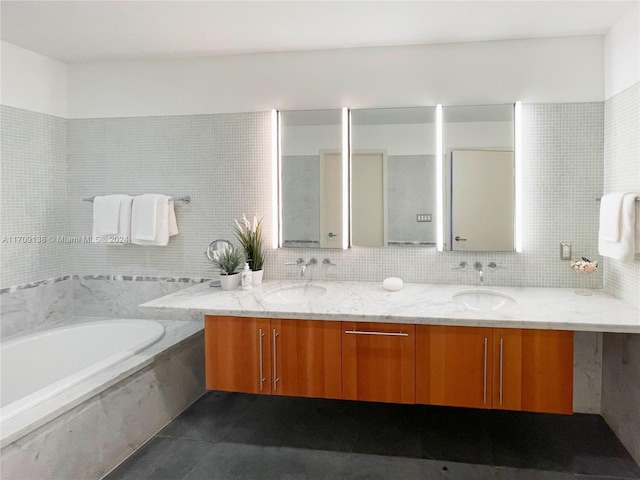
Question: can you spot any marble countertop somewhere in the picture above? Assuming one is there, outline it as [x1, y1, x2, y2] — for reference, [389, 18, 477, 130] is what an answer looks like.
[140, 280, 640, 334]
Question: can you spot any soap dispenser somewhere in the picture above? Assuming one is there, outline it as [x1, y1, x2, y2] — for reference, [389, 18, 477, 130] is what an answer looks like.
[241, 263, 252, 291]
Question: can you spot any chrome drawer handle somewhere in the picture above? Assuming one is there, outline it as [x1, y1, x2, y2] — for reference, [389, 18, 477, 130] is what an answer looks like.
[344, 330, 408, 337]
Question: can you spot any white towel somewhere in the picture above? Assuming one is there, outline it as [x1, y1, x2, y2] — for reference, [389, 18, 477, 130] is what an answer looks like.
[599, 192, 626, 242]
[131, 195, 179, 246]
[92, 195, 133, 244]
[92, 195, 121, 236]
[598, 193, 639, 262]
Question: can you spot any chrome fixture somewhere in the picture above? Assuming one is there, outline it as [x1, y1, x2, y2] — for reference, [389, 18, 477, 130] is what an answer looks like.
[301, 258, 318, 278]
[83, 195, 191, 204]
[474, 262, 484, 286]
[488, 262, 506, 271]
[452, 261, 468, 270]
[322, 258, 337, 266]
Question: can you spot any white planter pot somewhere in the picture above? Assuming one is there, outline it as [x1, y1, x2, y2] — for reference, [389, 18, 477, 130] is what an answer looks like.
[219, 273, 240, 291]
[252, 269, 264, 286]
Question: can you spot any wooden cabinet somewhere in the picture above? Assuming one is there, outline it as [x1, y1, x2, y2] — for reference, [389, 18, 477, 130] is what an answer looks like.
[272, 319, 341, 399]
[205, 316, 271, 394]
[342, 322, 415, 404]
[416, 326, 493, 409]
[416, 325, 573, 414]
[205, 316, 341, 398]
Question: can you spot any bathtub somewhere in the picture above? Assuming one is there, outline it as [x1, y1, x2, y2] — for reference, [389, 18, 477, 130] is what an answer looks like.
[0, 319, 165, 424]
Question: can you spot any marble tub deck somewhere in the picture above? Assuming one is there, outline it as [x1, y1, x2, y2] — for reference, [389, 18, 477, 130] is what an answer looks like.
[0, 317, 203, 448]
[141, 280, 640, 333]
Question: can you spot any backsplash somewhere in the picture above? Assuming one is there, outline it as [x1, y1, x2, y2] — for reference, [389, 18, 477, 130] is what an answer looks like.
[62, 103, 603, 288]
[603, 82, 640, 307]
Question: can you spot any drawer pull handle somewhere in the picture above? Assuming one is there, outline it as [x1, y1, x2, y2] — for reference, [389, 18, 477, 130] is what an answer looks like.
[344, 330, 408, 337]
[258, 329, 265, 391]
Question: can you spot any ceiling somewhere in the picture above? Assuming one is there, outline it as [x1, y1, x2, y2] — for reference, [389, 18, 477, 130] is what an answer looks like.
[1, 1, 636, 63]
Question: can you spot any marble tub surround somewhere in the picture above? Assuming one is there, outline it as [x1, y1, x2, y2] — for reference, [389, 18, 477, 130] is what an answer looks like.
[0, 277, 73, 338]
[73, 275, 207, 322]
[141, 280, 640, 334]
[0, 323, 204, 480]
[0, 317, 203, 448]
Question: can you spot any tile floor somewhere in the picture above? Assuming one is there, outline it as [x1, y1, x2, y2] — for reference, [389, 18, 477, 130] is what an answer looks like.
[105, 392, 640, 480]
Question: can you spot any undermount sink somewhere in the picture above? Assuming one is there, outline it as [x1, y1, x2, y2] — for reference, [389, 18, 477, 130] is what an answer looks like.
[453, 289, 517, 312]
[263, 284, 327, 305]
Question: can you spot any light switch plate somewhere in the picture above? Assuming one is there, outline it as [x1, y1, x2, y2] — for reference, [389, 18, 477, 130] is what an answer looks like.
[560, 242, 571, 260]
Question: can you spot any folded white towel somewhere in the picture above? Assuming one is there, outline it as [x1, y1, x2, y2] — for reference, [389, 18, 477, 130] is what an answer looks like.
[599, 192, 627, 242]
[92, 195, 133, 244]
[92, 195, 122, 236]
[131, 195, 179, 246]
[598, 193, 639, 262]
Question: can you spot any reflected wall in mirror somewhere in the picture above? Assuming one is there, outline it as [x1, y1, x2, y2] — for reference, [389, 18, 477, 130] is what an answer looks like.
[280, 109, 344, 248]
[443, 104, 515, 251]
[351, 107, 437, 247]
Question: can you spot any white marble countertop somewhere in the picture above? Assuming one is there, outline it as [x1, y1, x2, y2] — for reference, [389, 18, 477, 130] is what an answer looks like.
[140, 280, 640, 334]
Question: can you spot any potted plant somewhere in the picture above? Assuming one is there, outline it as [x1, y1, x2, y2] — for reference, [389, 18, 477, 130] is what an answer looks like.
[209, 243, 244, 290]
[234, 213, 267, 285]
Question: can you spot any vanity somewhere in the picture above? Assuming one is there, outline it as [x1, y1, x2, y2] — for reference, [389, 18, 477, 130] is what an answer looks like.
[142, 280, 640, 416]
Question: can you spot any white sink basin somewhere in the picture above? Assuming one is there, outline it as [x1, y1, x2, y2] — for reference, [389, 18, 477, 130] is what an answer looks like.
[263, 284, 327, 305]
[453, 289, 517, 312]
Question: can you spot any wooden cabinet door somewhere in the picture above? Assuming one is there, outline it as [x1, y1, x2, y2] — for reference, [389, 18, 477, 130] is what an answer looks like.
[520, 329, 573, 414]
[271, 319, 341, 399]
[416, 325, 493, 409]
[342, 322, 415, 404]
[492, 328, 523, 411]
[205, 316, 271, 394]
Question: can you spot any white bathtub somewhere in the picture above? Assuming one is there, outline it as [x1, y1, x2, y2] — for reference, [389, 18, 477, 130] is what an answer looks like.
[0, 319, 165, 423]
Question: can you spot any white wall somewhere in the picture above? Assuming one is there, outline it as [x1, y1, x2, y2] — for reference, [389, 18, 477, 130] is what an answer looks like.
[68, 36, 604, 119]
[0, 41, 68, 118]
[604, 2, 640, 99]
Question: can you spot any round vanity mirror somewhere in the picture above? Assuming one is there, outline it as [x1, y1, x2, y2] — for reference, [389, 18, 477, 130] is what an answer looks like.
[205, 239, 233, 287]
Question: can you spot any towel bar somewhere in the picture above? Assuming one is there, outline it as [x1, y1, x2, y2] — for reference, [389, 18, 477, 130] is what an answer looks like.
[596, 196, 639, 202]
[83, 195, 191, 204]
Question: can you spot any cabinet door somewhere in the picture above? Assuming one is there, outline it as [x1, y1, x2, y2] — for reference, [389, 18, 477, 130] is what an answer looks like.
[205, 316, 271, 394]
[342, 322, 415, 404]
[520, 329, 573, 414]
[272, 319, 341, 399]
[416, 325, 493, 409]
[492, 328, 523, 411]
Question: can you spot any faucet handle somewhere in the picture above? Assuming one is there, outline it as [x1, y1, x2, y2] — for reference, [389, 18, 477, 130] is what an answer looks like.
[488, 262, 506, 271]
[473, 261, 483, 271]
[322, 258, 337, 267]
[285, 258, 304, 266]
[452, 261, 468, 270]
[307, 258, 318, 266]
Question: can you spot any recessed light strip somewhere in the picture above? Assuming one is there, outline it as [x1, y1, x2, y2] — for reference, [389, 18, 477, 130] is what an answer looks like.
[436, 104, 444, 252]
[342, 107, 349, 250]
[514, 101, 523, 253]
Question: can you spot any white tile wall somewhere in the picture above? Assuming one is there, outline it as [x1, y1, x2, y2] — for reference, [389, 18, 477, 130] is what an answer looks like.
[0, 106, 69, 287]
[64, 103, 604, 290]
[603, 82, 640, 308]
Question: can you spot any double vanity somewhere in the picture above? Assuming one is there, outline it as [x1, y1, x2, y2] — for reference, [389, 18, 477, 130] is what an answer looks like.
[142, 280, 639, 416]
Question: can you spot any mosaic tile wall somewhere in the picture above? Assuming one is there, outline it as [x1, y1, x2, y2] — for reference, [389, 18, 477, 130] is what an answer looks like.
[601, 82, 640, 466]
[603, 82, 640, 308]
[0, 106, 70, 287]
[66, 103, 604, 289]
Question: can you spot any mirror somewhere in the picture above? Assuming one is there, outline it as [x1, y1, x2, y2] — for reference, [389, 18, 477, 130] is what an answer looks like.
[443, 104, 515, 251]
[279, 109, 345, 248]
[351, 107, 437, 247]
[205, 239, 233, 287]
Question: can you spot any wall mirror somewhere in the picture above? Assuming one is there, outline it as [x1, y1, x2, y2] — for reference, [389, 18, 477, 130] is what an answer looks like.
[443, 104, 515, 251]
[350, 106, 437, 247]
[279, 109, 345, 248]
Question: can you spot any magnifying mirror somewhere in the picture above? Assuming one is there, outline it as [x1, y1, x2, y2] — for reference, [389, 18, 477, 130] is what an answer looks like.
[205, 239, 233, 287]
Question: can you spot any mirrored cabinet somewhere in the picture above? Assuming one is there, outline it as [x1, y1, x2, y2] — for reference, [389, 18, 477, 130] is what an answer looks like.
[351, 107, 437, 247]
[443, 104, 515, 251]
[275, 103, 518, 252]
[279, 109, 344, 248]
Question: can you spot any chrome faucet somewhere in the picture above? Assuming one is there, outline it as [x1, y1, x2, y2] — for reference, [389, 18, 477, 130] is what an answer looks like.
[301, 258, 317, 278]
[474, 262, 484, 286]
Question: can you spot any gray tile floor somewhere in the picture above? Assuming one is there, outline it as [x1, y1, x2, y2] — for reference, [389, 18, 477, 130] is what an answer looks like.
[105, 392, 640, 480]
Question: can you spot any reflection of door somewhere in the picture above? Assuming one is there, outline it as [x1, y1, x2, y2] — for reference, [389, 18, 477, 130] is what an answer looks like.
[352, 152, 386, 247]
[320, 152, 343, 248]
[451, 150, 514, 251]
